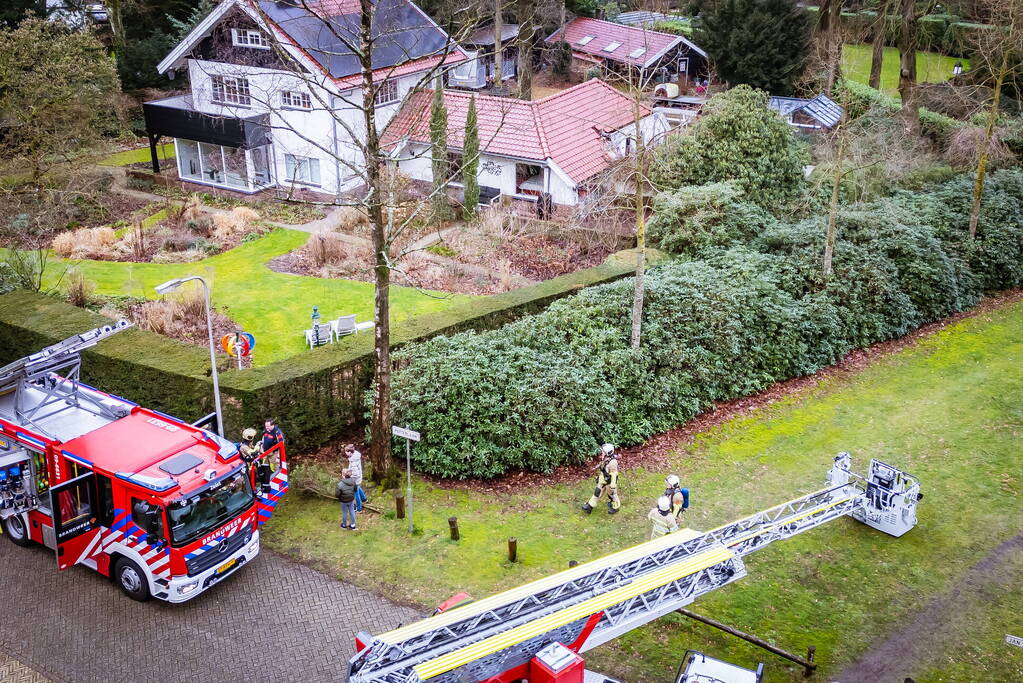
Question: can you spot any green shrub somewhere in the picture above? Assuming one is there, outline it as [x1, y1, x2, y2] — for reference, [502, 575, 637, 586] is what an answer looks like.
[650, 20, 693, 37]
[386, 169, 1023, 478]
[647, 182, 778, 254]
[650, 85, 808, 206]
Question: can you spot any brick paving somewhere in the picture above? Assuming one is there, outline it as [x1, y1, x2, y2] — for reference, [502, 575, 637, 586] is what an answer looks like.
[0, 539, 419, 683]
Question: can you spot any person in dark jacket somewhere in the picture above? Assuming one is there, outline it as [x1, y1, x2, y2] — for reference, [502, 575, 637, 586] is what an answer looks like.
[336, 469, 358, 530]
[261, 419, 284, 454]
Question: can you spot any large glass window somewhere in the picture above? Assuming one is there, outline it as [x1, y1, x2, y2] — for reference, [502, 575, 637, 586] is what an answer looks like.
[284, 154, 321, 186]
[281, 90, 311, 109]
[167, 469, 253, 546]
[223, 146, 248, 189]
[177, 140, 202, 180]
[131, 497, 165, 541]
[199, 142, 225, 183]
[211, 75, 251, 106]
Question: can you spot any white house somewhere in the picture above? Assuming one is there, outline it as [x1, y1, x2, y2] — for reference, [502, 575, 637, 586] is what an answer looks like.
[381, 79, 669, 207]
[144, 0, 467, 196]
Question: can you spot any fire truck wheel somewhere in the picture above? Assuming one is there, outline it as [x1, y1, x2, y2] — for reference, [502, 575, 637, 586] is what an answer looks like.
[3, 514, 31, 547]
[115, 558, 151, 602]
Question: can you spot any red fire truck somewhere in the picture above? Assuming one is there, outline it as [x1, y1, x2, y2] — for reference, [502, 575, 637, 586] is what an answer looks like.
[0, 321, 288, 602]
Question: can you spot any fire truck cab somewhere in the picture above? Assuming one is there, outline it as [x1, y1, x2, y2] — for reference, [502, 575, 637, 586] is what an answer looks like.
[0, 322, 288, 602]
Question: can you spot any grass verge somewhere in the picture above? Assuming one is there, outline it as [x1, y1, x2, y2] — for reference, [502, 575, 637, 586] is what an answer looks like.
[842, 44, 968, 95]
[263, 296, 1023, 682]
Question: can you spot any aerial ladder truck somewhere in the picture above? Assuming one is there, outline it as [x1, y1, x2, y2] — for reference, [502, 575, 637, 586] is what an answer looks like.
[0, 323, 288, 602]
[347, 455, 922, 683]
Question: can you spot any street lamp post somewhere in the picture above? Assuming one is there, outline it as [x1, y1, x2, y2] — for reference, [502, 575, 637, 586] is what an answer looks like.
[155, 275, 224, 436]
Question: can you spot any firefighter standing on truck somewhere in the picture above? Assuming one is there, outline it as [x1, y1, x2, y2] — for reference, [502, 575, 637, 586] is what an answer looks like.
[581, 443, 621, 515]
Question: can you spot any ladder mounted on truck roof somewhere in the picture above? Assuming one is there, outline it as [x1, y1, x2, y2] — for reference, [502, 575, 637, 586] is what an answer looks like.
[347, 454, 921, 683]
[0, 320, 134, 438]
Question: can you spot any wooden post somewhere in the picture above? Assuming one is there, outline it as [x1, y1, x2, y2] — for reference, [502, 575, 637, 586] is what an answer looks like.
[568, 560, 578, 568]
[148, 133, 161, 174]
[507, 537, 517, 563]
[396, 494, 405, 519]
[804, 646, 816, 678]
[448, 516, 460, 541]
[676, 608, 817, 676]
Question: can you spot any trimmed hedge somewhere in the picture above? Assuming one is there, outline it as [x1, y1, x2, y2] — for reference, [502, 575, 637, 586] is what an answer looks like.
[0, 251, 654, 450]
[387, 169, 1023, 478]
[836, 80, 965, 142]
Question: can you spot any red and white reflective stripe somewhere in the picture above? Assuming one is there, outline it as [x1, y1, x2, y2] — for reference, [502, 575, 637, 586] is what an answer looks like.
[74, 531, 103, 566]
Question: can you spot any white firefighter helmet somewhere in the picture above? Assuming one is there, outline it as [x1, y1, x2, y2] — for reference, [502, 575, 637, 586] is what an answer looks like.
[666, 474, 680, 488]
[601, 443, 615, 456]
[242, 427, 257, 441]
[657, 496, 671, 512]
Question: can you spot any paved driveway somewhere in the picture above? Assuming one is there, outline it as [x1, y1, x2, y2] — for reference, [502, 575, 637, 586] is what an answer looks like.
[0, 538, 419, 682]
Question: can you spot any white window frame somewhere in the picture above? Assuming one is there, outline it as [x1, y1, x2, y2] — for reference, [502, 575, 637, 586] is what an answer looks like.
[232, 28, 270, 50]
[603, 41, 623, 53]
[373, 79, 399, 107]
[578, 35, 595, 45]
[284, 154, 322, 187]
[281, 90, 312, 110]
[211, 75, 251, 106]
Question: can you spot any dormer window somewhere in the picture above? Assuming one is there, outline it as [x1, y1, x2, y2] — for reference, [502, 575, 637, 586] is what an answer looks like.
[629, 47, 646, 58]
[232, 28, 270, 49]
[603, 41, 622, 53]
[577, 35, 595, 45]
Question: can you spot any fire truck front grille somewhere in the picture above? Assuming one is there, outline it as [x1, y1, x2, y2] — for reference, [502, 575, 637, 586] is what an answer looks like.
[186, 530, 250, 576]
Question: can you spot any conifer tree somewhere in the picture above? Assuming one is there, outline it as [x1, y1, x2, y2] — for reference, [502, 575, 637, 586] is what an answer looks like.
[430, 82, 451, 221]
[693, 0, 811, 95]
[462, 96, 480, 221]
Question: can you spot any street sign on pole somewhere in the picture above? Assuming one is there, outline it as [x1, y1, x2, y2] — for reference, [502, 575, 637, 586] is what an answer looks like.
[392, 426, 420, 441]
[392, 425, 420, 532]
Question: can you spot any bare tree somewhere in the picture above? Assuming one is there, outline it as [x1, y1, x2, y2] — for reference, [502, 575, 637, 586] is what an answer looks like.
[197, 0, 486, 479]
[869, 0, 893, 89]
[966, 0, 1023, 238]
[816, 0, 844, 92]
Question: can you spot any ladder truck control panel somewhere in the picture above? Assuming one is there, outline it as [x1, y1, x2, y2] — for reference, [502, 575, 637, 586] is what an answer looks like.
[347, 454, 921, 682]
[0, 323, 288, 602]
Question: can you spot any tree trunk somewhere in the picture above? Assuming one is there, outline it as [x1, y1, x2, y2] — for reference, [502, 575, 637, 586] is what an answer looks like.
[824, 0, 843, 92]
[361, 0, 392, 482]
[823, 121, 847, 277]
[968, 51, 1008, 239]
[868, 3, 887, 89]
[516, 0, 533, 100]
[494, 0, 502, 90]
[629, 94, 646, 350]
[898, 0, 918, 132]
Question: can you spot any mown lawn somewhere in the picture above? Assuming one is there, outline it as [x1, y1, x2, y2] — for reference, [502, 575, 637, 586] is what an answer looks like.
[263, 297, 1023, 682]
[842, 44, 969, 95]
[43, 229, 467, 364]
[97, 143, 176, 167]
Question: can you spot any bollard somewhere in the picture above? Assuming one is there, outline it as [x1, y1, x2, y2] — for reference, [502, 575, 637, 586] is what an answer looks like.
[568, 560, 578, 568]
[448, 516, 460, 541]
[804, 646, 816, 678]
[396, 494, 406, 520]
[508, 537, 518, 563]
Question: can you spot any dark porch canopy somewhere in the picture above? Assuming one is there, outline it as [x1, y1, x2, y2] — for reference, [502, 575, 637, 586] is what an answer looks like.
[142, 94, 271, 172]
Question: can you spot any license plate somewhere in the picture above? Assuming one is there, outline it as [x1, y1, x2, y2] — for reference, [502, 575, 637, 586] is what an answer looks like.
[216, 559, 237, 575]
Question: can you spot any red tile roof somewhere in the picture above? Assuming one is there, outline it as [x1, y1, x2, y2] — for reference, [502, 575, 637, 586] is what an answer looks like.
[545, 17, 681, 67]
[382, 79, 648, 184]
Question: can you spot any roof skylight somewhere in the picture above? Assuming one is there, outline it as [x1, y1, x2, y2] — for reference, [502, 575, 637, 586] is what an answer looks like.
[629, 47, 646, 58]
[578, 35, 595, 45]
[603, 41, 623, 53]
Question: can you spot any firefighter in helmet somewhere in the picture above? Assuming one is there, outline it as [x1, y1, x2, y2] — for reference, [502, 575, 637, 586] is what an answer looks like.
[581, 443, 621, 515]
[664, 474, 690, 522]
[647, 495, 679, 539]
[239, 427, 262, 463]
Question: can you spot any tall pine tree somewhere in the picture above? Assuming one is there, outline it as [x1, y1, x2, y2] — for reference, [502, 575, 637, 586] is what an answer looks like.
[694, 0, 811, 95]
[430, 83, 451, 221]
[462, 96, 480, 221]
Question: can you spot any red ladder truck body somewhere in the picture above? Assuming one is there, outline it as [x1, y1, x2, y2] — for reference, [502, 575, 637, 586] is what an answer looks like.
[0, 321, 288, 602]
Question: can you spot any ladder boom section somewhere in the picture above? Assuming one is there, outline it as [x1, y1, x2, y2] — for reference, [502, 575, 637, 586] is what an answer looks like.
[347, 456, 918, 683]
[0, 320, 133, 437]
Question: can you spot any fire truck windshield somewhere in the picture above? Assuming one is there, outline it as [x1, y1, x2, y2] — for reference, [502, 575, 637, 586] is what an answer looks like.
[167, 468, 253, 546]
